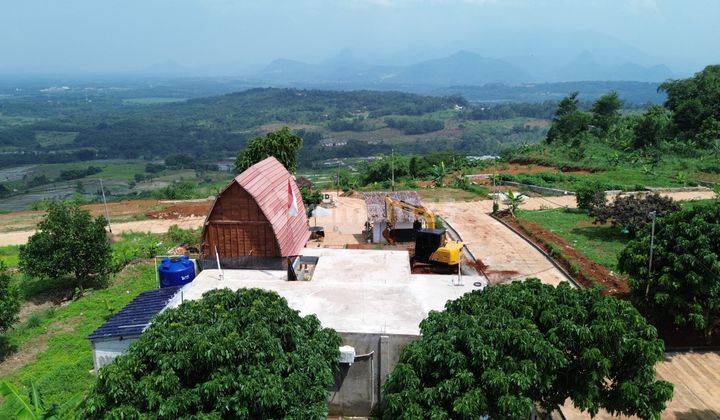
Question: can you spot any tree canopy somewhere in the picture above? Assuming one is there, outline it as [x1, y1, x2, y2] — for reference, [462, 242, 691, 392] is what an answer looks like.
[590, 91, 623, 132]
[591, 193, 680, 236]
[546, 92, 591, 143]
[383, 279, 673, 419]
[619, 201, 720, 342]
[633, 105, 670, 149]
[19, 202, 111, 291]
[235, 127, 303, 173]
[83, 288, 341, 418]
[660, 65, 720, 146]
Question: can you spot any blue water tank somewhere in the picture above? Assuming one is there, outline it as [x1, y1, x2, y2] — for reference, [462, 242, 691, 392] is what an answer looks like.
[158, 256, 195, 288]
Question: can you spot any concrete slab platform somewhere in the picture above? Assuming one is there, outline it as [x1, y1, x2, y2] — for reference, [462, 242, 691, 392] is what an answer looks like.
[174, 248, 485, 335]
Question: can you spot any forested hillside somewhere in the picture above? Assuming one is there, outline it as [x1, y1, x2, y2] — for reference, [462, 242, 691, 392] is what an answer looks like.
[0, 87, 548, 167]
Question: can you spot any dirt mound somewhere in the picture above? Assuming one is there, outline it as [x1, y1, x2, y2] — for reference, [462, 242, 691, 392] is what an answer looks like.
[146, 201, 212, 219]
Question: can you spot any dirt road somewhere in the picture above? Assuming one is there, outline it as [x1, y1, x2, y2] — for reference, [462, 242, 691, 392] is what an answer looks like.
[0, 217, 206, 246]
[427, 201, 570, 286]
[425, 189, 716, 287]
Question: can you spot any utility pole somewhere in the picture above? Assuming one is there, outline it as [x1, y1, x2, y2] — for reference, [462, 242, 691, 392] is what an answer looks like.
[645, 211, 657, 298]
[99, 179, 112, 233]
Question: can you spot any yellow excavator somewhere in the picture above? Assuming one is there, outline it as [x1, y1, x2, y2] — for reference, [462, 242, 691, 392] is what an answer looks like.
[383, 196, 464, 266]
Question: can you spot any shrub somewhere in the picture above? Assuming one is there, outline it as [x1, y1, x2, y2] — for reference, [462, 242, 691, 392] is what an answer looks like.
[619, 201, 720, 342]
[19, 202, 111, 291]
[166, 225, 201, 245]
[83, 289, 341, 418]
[575, 180, 606, 212]
[110, 232, 163, 270]
[0, 263, 21, 332]
[591, 193, 680, 236]
[383, 279, 673, 419]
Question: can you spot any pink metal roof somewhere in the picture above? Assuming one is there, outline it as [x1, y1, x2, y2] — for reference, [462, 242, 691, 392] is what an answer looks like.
[235, 157, 310, 257]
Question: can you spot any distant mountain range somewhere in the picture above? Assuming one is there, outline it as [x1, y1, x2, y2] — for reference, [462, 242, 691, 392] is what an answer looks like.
[253, 50, 676, 87]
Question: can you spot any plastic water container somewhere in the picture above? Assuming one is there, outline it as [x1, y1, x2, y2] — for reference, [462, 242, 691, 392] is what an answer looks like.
[158, 256, 195, 288]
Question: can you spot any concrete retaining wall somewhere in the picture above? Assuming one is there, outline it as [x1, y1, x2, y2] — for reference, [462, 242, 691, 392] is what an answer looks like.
[329, 332, 417, 417]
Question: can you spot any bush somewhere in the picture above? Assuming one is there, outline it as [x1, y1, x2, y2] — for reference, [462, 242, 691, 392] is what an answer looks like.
[19, 202, 111, 291]
[83, 289, 341, 418]
[110, 232, 163, 271]
[382, 279, 673, 419]
[166, 225, 201, 245]
[619, 201, 720, 342]
[0, 263, 21, 333]
[591, 193, 680, 236]
[575, 180, 606, 212]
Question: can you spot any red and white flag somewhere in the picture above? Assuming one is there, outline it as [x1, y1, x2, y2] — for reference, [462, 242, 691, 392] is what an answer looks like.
[288, 179, 299, 217]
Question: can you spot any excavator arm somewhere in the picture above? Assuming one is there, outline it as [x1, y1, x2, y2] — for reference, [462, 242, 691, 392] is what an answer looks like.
[384, 196, 436, 230]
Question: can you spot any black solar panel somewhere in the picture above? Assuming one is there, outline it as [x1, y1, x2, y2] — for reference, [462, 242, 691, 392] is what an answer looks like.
[88, 286, 180, 341]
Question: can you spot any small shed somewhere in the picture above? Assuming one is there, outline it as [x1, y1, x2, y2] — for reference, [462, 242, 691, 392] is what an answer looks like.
[201, 157, 310, 259]
[88, 286, 180, 371]
[363, 191, 422, 243]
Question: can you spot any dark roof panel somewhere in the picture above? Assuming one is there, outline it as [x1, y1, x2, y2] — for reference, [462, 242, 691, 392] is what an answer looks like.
[88, 286, 180, 341]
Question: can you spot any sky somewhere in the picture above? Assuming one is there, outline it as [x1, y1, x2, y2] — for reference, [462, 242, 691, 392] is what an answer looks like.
[0, 0, 718, 75]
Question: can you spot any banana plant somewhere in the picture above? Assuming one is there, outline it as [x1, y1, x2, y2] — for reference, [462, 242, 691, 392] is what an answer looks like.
[431, 161, 447, 187]
[503, 190, 526, 218]
[0, 381, 82, 420]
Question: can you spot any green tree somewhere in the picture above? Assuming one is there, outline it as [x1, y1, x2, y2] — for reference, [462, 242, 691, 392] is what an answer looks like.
[383, 279, 673, 419]
[83, 288, 341, 418]
[0, 263, 21, 333]
[575, 180, 607, 213]
[633, 105, 669, 149]
[660, 65, 720, 145]
[235, 127, 303, 173]
[591, 91, 623, 133]
[546, 92, 591, 143]
[19, 202, 111, 291]
[619, 201, 720, 343]
[591, 193, 680, 236]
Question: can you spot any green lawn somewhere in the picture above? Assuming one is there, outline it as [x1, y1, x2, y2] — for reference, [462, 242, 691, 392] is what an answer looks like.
[516, 208, 628, 270]
[0, 263, 157, 416]
[0, 229, 202, 414]
[0, 246, 19, 268]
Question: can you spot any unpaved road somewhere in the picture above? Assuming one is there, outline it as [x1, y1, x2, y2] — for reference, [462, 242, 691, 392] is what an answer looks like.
[425, 190, 716, 287]
[427, 201, 570, 286]
[0, 217, 206, 246]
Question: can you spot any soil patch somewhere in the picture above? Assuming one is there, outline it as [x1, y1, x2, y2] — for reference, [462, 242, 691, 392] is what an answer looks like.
[146, 201, 212, 219]
[504, 159, 597, 174]
[482, 163, 594, 176]
[500, 213, 629, 297]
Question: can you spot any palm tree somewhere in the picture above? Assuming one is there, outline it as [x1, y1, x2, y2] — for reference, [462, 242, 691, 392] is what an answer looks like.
[503, 190, 526, 217]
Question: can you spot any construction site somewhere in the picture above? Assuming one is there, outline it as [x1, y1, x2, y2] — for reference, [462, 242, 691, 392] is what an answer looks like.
[87, 156, 720, 418]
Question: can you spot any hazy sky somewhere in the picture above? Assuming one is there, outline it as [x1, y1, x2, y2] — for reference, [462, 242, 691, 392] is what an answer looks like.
[1, 0, 718, 75]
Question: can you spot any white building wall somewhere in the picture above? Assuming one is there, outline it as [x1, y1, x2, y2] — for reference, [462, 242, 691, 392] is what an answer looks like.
[371, 221, 413, 243]
[92, 338, 137, 372]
